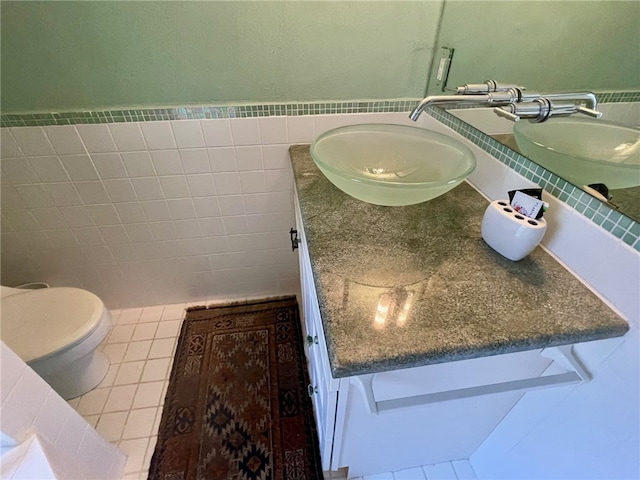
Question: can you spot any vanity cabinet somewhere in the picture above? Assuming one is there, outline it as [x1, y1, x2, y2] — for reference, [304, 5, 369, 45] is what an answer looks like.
[292, 189, 587, 477]
[289, 145, 627, 477]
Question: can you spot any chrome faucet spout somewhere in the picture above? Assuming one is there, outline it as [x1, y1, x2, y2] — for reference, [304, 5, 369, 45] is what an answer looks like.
[540, 92, 598, 110]
[409, 93, 508, 121]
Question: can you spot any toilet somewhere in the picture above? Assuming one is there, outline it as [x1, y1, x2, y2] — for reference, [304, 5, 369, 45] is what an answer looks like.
[0, 286, 112, 400]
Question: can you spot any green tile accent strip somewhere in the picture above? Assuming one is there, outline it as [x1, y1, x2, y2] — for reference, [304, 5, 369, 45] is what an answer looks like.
[427, 105, 640, 253]
[0, 99, 420, 127]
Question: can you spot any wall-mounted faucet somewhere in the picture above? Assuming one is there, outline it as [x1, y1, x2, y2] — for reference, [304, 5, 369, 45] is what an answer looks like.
[409, 80, 602, 123]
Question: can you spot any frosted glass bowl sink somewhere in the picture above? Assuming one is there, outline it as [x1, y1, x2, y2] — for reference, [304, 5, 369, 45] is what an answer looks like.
[514, 117, 640, 189]
[310, 124, 476, 206]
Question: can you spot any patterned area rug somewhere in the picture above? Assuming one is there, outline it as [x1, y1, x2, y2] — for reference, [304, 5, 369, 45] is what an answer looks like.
[148, 296, 324, 480]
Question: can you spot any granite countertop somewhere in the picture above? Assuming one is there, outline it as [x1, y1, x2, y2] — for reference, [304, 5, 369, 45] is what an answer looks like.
[290, 145, 629, 378]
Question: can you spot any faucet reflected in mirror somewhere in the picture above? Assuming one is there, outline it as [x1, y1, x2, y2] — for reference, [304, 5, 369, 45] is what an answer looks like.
[410, 82, 640, 222]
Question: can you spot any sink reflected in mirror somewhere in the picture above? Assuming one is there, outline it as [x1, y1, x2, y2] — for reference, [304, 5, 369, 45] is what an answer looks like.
[310, 124, 476, 206]
[447, 103, 640, 222]
[513, 117, 640, 190]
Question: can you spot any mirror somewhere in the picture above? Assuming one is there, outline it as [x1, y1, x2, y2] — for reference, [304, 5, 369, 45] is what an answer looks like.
[427, 0, 640, 222]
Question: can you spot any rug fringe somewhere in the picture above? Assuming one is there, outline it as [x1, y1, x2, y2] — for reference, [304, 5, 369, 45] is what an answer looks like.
[186, 294, 297, 312]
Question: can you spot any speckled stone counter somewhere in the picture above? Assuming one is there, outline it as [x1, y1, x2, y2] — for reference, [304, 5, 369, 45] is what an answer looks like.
[290, 145, 629, 378]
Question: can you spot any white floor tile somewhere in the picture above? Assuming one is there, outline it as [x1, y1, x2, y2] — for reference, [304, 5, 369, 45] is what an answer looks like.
[101, 343, 128, 364]
[95, 411, 128, 442]
[122, 407, 158, 440]
[123, 340, 152, 362]
[119, 437, 150, 474]
[155, 320, 181, 339]
[364, 472, 394, 480]
[132, 381, 165, 409]
[451, 460, 477, 480]
[423, 463, 457, 480]
[148, 338, 175, 359]
[141, 358, 172, 383]
[76, 387, 110, 415]
[393, 466, 427, 480]
[108, 324, 136, 343]
[132, 322, 159, 341]
[161, 303, 186, 320]
[103, 384, 137, 412]
[114, 361, 145, 385]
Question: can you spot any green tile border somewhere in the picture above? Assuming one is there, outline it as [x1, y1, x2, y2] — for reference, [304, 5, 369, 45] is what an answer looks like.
[427, 105, 640, 253]
[0, 99, 419, 127]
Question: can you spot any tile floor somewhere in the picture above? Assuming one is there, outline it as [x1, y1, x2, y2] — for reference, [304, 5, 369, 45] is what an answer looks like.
[68, 301, 477, 480]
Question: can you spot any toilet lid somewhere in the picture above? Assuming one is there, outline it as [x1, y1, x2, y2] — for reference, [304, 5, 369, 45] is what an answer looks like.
[0, 287, 105, 363]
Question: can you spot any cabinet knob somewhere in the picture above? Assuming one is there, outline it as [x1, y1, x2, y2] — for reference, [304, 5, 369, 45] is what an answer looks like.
[306, 335, 319, 346]
[289, 228, 300, 251]
[307, 384, 318, 397]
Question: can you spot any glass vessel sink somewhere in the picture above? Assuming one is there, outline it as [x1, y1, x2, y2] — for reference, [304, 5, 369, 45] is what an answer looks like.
[310, 124, 476, 206]
[514, 117, 640, 189]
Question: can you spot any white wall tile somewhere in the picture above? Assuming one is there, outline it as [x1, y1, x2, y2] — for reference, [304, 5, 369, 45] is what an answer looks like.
[43, 126, 86, 155]
[235, 146, 263, 171]
[131, 177, 164, 201]
[286, 116, 314, 144]
[193, 196, 222, 217]
[150, 150, 183, 175]
[86, 204, 121, 225]
[122, 151, 156, 177]
[262, 144, 290, 169]
[239, 171, 266, 194]
[1, 129, 24, 158]
[208, 147, 237, 172]
[170, 120, 204, 148]
[30, 207, 68, 230]
[186, 174, 216, 197]
[103, 179, 138, 203]
[140, 121, 176, 150]
[15, 184, 55, 208]
[46, 183, 83, 206]
[1, 157, 42, 184]
[216, 195, 244, 216]
[159, 175, 190, 199]
[76, 124, 117, 153]
[75, 181, 111, 204]
[179, 149, 210, 174]
[114, 203, 146, 224]
[109, 123, 147, 152]
[230, 118, 260, 146]
[167, 199, 197, 220]
[258, 116, 288, 144]
[60, 154, 100, 181]
[213, 172, 242, 195]
[201, 119, 233, 147]
[140, 200, 171, 222]
[99, 225, 130, 245]
[29, 156, 71, 182]
[10, 127, 55, 156]
[72, 227, 105, 246]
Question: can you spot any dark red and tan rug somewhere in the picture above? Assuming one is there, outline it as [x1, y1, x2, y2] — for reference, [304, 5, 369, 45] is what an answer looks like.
[148, 296, 323, 480]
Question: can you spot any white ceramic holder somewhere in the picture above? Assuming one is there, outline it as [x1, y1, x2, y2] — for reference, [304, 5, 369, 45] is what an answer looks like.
[481, 199, 547, 261]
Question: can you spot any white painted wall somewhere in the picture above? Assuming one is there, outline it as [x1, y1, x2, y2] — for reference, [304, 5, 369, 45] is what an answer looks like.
[0, 341, 126, 479]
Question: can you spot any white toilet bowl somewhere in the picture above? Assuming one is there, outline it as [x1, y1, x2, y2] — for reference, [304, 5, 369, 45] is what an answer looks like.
[0, 286, 112, 399]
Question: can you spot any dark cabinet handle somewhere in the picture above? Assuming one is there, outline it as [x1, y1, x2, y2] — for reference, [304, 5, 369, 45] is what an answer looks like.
[289, 228, 300, 251]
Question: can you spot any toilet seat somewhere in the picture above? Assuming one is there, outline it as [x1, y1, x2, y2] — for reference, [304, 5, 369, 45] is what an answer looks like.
[0, 287, 105, 363]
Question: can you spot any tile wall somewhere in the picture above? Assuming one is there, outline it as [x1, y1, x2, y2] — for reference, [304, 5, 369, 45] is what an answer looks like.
[0, 342, 125, 479]
[0, 110, 416, 308]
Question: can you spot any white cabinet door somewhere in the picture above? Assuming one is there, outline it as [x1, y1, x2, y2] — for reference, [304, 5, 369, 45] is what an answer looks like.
[293, 187, 343, 472]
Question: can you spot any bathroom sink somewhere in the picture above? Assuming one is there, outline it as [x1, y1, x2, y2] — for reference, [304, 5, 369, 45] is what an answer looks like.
[310, 124, 476, 206]
[514, 117, 640, 189]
